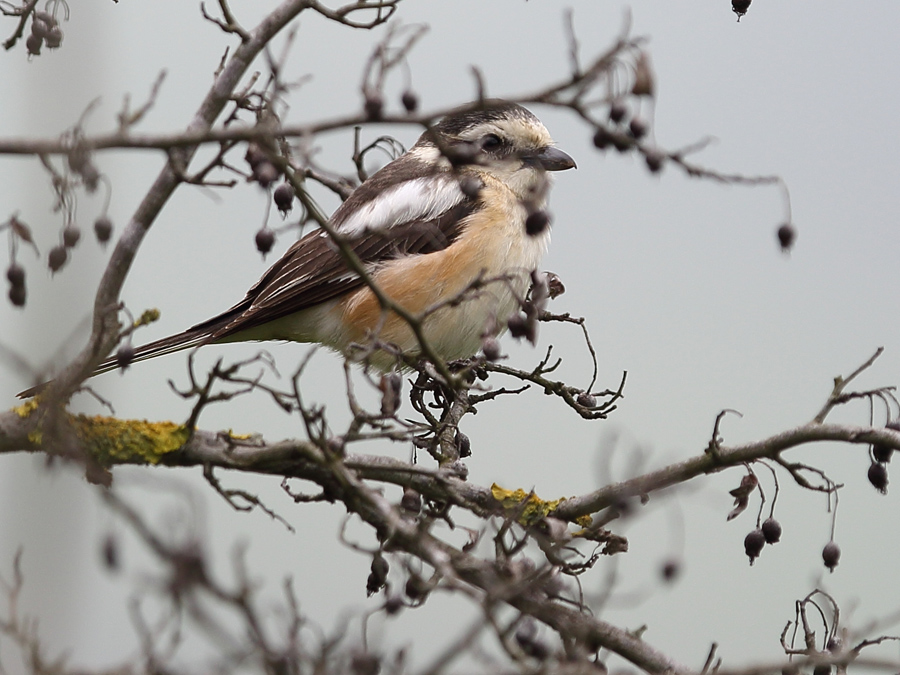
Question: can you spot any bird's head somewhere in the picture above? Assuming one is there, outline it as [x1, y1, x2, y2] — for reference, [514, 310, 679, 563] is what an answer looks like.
[412, 100, 576, 201]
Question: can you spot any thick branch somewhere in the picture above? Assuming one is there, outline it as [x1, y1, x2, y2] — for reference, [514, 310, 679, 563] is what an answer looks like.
[4, 404, 900, 525]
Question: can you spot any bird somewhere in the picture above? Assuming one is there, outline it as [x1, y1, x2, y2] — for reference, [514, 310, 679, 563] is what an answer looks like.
[20, 100, 575, 397]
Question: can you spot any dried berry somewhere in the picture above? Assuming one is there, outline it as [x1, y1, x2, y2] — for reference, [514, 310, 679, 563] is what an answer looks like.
[401, 90, 419, 113]
[612, 132, 632, 153]
[31, 18, 50, 38]
[609, 100, 628, 124]
[507, 313, 531, 340]
[273, 183, 294, 214]
[732, 0, 752, 20]
[45, 26, 62, 49]
[80, 163, 100, 193]
[873, 420, 900, 462]
[873, 443, 894, 464]
[253, 161, 279, 188]
[8, 284, 26, 307]
[645, 150, 664, 173]
[867, 461, 888, 494]
[545, 271, 565, 298]
[459, 176, 482, 199]
[744, 528, 765, 565]
[524, 210, 551, 237]
[577, 392, 597, 408]
[400, 487, 421, 515]
[777, 223, 796, 252]
[25, 33, 42, 56]
[481, 336, 502, 361]
[364, 93, 384, 121]
[822, 541, 840, 572]
[592, 127, 612, 150]
[244, 143, 267, 169]
[443, 141, 479, 167]
[62, 225, 81, 248]
[366, 554, 389, 596]
[6, 263, 25, 287]
[455, 431, 471, 458]
[116, 343, 135, 370]
[629, 117, 649, 140]
[761, 517, 782, 544]
[660, 559, 680, 582]
[255, 228, 275, 256]
[47, 245, 67, 272]
[404, 573, 428, 601]
[94, 216, 113, 243]
[101, 534, 119, 572]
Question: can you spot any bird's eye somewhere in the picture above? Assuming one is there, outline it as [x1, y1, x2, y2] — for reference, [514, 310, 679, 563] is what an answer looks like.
[481, 133, 503, 151]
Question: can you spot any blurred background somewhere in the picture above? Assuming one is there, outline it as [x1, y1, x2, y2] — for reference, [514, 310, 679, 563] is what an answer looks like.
[2, 1, 900, 671]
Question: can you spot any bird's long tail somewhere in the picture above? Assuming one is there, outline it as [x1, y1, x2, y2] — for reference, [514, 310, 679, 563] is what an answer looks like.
[16, 325, 220, 399]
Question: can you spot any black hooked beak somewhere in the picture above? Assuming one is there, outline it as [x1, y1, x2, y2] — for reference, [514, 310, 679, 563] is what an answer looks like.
[530, 146, 577, 172]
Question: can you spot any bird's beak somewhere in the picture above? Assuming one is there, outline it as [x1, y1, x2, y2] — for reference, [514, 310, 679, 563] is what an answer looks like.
[531, 146, 577, 172]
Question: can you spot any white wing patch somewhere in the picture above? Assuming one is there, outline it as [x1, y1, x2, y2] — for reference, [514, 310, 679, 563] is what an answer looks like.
[337, 176, 464, 234]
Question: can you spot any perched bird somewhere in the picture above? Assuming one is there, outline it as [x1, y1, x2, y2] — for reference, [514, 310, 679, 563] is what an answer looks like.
[23, 101, 575, 396]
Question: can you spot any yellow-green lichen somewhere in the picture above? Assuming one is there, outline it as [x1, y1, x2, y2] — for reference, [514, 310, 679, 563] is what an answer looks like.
[69, 414, 190, 466]
[490, 483, 592, 527]
[491, 483, 565, 525]
[13, 398, 40, 418]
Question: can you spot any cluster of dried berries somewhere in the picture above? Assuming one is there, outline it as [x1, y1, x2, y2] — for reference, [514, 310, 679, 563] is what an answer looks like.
[26, 10, 64, 56]
[362, 89, 419, 121]
[245, 143, 280, 188]
[6, 262, 26, 307]
[507, 271, 550, 346]
[4, 208, 110, 307]
[47, 221, 82, 273]
[867, 419, 899, 494]
[743, 516, 782, 565]
[593, 99, 666, 173]
[591, 60, 662, 174]
[4, 216, 35, 306]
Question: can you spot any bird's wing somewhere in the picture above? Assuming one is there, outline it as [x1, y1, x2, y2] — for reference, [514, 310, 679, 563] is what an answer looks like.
[79, 173, 476, 379]
[210, 195, 476, 338]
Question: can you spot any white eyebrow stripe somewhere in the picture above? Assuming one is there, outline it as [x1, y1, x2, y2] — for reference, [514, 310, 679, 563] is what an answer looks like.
[338, 176, 464, 234]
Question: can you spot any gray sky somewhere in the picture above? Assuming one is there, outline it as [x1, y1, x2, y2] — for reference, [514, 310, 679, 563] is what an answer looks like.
[2, 1, 900, 671]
